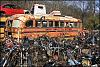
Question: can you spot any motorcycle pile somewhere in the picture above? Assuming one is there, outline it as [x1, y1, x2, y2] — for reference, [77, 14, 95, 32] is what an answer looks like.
[0, 31, 100, 67]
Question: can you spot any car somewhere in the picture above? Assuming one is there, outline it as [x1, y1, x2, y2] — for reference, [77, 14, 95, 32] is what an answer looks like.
[0, 3, 24, 16]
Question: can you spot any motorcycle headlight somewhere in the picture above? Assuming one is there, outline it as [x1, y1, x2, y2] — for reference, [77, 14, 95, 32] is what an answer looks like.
[22, 48, 25, 51]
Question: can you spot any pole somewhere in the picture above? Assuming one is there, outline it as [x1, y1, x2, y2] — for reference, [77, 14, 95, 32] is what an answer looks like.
[21, 50, 23, 67]
[17, 27, 20, 43]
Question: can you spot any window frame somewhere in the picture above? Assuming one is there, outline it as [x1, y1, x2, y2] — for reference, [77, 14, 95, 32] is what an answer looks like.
[65, 22, 80, 28]
[42, 20, 47, 28]
[55, 21, 59, 27]
[60, 21, 64, 27]
[35, 20, 42, 28]
[48, 21, 53, 28]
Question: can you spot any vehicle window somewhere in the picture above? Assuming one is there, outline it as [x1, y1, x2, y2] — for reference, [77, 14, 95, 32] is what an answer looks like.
[60, 21, 64, 27]
[38, 6, 43, 9]
[0, 22, 5, 27]
[3, 4, 11, 8]
[74, 23, 78, 28]
[65, 22, 68, 27]
[10, 5, 16, 9]
[25, 20, 33, 27]
[66, 22, 79, 28]
[75, 22, 80, 28]
[12, 20, 21, 28]
[55, 21, 59, 27]
[3, 4, 19, 9]
[42, 21, 47, 27]
[8, 20, 13, 27]
[68, 23, 74, 28]
[78, 23, 81, 28]
[49, 21, 53, 27]
[15, 5, 21, 9]
[36, 20, 41, 27]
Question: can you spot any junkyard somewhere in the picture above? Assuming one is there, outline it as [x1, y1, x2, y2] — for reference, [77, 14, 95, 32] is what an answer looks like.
[0, 1, 100, 67]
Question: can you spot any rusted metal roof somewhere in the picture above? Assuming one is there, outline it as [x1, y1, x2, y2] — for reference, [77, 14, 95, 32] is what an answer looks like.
[7, 14, 81, 22]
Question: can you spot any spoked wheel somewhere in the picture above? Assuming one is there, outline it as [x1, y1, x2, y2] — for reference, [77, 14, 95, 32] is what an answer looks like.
[8, 53, 20, 67]
[2, 55, 13, 67]
[27, 55, 34, 67]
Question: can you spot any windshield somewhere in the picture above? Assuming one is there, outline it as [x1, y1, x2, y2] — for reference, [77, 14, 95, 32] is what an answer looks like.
[12, 20, 21, 28]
